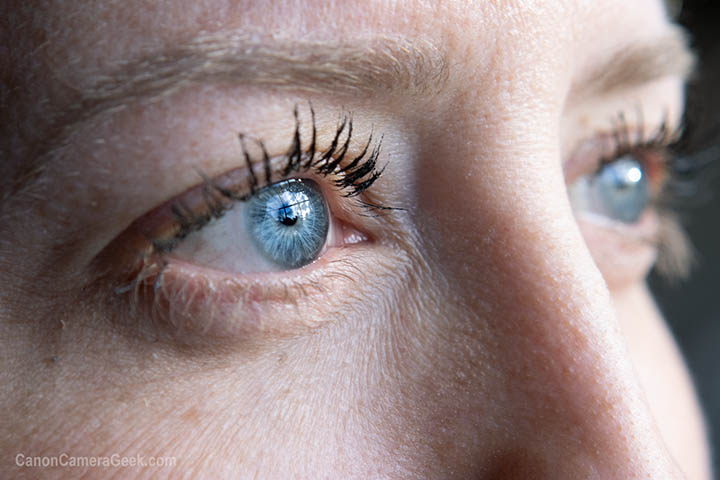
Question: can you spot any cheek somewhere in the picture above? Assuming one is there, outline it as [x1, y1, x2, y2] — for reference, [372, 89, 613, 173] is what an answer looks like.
[577, 213, 658, 290]
[613, 284, 711, 480]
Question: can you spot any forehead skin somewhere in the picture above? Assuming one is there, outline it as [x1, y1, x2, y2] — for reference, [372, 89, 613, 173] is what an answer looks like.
[2, 0, 670, 166]
[0, 1, 709, 479]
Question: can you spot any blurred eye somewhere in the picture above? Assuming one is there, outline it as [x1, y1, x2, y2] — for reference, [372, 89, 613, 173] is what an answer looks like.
[569, 154, 650, 223]
[564, 111, 702, 282]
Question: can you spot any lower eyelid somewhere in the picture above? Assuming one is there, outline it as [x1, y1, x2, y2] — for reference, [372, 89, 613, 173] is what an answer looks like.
[575, 212, 660, 288]
[108, 243, 393, 343]
[564, 121, 691, 284]
[574, 206, 659, 238]
[571, 184, 693, 285]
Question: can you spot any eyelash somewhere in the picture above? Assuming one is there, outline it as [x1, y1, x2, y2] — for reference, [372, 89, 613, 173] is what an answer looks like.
[103, 104, 716, 333]
[598, 108, 715, 279]
[605, 110, 672, 156]
[602, 109, 703, 204]
[153, 105, 394, 254]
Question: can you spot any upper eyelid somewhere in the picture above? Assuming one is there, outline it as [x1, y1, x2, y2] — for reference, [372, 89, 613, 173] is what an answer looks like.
[562, 109, 682, 184]
[134, 107, 395, 251]
[2, 35, 448, 204]
[8, 22, 693, 201]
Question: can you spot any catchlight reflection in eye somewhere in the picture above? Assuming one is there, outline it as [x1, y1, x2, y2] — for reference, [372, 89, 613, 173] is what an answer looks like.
[169, 178, 333, 274]
[247, 178, 329, 269]
[569, 155, 650, 223]
[142, 106, 393, 277]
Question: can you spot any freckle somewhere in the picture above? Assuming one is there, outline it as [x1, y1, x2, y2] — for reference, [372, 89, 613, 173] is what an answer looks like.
[181, 406, 200, 426]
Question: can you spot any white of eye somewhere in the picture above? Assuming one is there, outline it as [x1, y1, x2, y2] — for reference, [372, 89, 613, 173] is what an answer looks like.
[171, 178, 335, 274]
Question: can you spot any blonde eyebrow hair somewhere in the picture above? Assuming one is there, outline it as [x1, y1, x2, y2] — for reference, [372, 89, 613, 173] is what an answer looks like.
[3, 34, 449, 201]
[81, 32, 450, 107]
[569, 25, 696, 103]
[5, 27, 696, 200]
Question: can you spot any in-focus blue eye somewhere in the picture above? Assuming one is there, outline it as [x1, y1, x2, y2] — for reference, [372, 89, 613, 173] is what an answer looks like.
[246, 178, 329, 269]
[569, 155, 650, 223]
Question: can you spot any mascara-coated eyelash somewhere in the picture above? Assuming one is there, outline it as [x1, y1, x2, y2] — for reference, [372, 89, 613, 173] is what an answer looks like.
[152, 105, 394, 254]
[572, 108, 715, 279]
[604, 109, 714, 191]
[568, 110, 674, 226]
[601, 110, 677, 179]
[592, 109, 700, 205]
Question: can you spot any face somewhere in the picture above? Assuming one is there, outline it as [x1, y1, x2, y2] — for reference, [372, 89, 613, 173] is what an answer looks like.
[0, 0, 712, 478]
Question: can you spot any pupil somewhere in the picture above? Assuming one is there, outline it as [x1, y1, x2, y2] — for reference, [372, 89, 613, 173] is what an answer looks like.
[277, 203, 299, 226]
[279, 213, 297, 226]
[247, 178, 329, 270]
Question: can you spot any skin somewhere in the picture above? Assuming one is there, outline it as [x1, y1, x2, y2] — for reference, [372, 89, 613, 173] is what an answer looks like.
[0, 0, 712, 478]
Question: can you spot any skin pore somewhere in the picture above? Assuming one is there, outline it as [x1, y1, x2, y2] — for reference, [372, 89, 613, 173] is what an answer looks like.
[0, 0, 712, 478]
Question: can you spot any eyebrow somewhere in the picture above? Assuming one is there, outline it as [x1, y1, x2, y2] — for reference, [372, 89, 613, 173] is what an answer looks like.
[6, 27, 696, 200]
[568, 25, 695, 102]
[81, 26, 694, 111]
[4, 34, 449, 201]
[79, 33, 450, 108]
[76, 24, 694, 109]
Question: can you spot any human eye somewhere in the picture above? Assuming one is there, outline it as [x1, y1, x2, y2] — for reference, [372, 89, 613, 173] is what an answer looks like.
[100, 104, 401, 339]
[566, 110, 704, 283]
[209, 177, 332, 272]
[569, 112, 674, 224]
[140, 106, 385, 274]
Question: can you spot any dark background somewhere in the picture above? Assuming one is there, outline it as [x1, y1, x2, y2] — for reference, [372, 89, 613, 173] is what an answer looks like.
[649, 0, 720, 475]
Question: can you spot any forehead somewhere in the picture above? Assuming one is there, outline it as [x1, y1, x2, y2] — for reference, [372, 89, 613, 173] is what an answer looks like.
[2, 0, 675, 164]
[9, 0, 670, 78]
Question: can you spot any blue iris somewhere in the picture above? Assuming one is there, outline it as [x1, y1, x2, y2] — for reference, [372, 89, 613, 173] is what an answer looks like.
[246, 178, 329, 269]
[590, 155, 649, 223]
